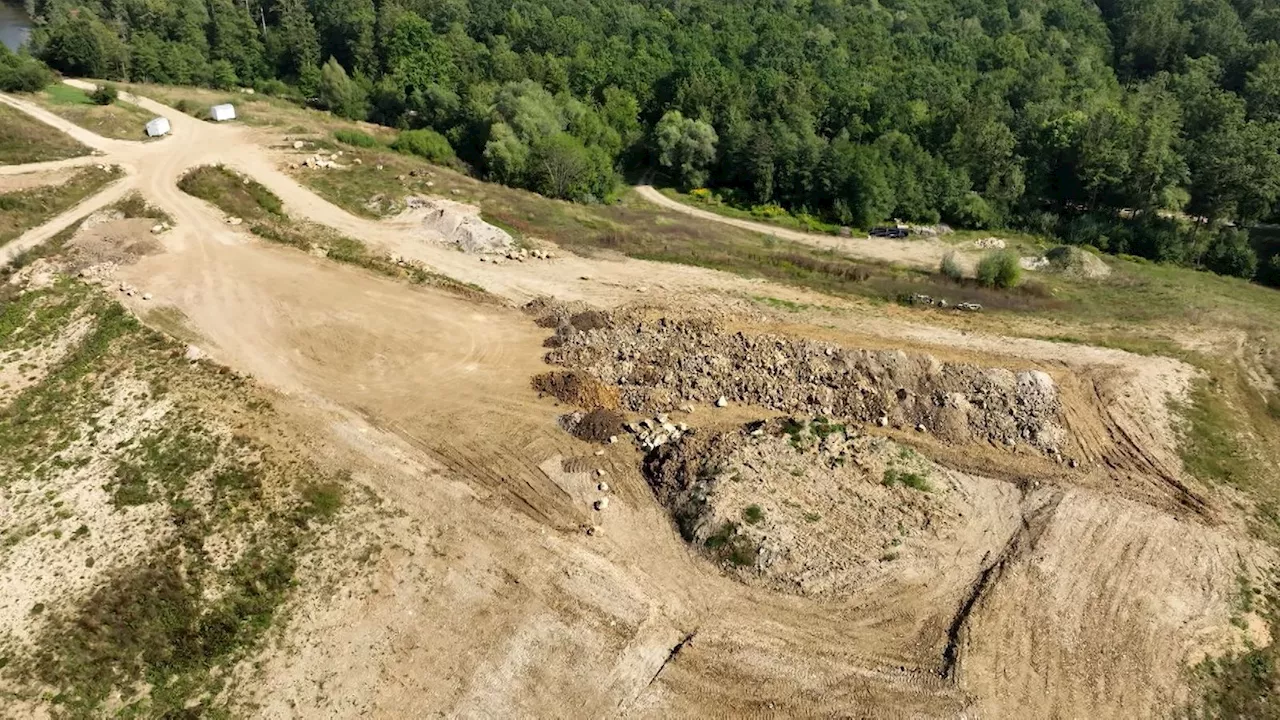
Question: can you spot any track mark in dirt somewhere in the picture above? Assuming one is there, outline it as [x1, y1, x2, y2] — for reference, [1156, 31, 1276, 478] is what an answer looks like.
[638, 630, 697, 696]
[942, 489, 1062, 679]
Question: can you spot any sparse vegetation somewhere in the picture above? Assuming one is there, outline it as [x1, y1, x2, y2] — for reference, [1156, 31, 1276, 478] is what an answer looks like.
[109, 191, 174, 224]
[0, 104, 90, 164]
[1176, 379, 1258, 491]
[742, 504, 765, 525]
[882, 469, 931, 492]
[0, 166, 121, 247]
[178, 165, 283, 220]
[0, 278, 353, 715]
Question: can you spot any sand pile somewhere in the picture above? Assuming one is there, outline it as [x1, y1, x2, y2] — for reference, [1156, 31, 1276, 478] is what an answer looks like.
[407, 196, 513, 254]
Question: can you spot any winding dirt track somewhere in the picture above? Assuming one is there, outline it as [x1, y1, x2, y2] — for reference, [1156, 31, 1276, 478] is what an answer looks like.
[1, 81, 1270, 718]
[632, 184, 976, 270]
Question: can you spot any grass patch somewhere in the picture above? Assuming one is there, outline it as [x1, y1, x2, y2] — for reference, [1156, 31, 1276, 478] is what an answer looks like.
[334, 128, 380, 148]
[0, 166, 121, 247]
[1190, 568, 1280, 718]
[1176, 379, 1257, 489]
[882, 468, 931, 492]
[741, 504, 765, 525]
[704, 521, 758, 568]
[178, 165, 283, 220]
[34, 84, 157, 141]
[108, 191, 174, 224]
[658, 185, 842, 235]
[0, 104, 91, 164]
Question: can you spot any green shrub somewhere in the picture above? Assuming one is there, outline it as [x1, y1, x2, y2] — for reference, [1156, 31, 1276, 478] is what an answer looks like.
[742, 504, 765, 525]
[390, 128, 455, 164]
[975, 249, 1022, 288]
[0, 48, 53, 93]
[940, 251, 963, 280]
[89, 83, 118, 105]
[334, 129, 379, 148]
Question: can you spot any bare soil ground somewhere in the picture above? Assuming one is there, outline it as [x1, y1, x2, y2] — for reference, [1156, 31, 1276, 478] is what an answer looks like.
[0, 80, 1277, 718]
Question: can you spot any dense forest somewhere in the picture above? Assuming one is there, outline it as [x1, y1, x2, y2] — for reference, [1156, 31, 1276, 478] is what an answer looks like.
[11, 0, 1280, 279]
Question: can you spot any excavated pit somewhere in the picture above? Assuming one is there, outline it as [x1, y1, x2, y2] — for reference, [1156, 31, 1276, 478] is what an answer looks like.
[640, 418, 1024, 597]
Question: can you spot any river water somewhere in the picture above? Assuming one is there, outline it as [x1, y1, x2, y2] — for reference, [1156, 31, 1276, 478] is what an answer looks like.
[0, 2, 32, 52]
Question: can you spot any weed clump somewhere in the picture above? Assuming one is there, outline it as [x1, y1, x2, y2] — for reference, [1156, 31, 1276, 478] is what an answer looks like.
[883, 468, 931, 492]
[976, 249, 1022, 289]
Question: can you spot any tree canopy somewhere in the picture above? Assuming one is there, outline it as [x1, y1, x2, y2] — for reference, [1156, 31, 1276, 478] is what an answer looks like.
[21, 0, 1280, 276]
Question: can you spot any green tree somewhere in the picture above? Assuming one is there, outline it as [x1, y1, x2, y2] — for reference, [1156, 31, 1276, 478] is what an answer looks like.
[1202, 228, 1258, 278]
[654, 110, 717, 189]
[271, 0, 321, 81]
[39, 11, 128, 79]
[317, 56, 368, 120]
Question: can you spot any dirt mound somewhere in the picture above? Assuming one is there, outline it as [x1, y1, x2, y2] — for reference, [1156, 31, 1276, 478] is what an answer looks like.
[1044, 245, 1111, 278]
[546, 311, 1070, 457]
[641, 418, 1022, 596]
[532, 370, 620, 410]
[561, 407, 626, 442]
[407, 196, 513, 254]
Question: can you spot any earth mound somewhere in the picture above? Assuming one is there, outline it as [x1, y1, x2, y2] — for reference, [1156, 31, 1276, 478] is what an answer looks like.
[406, 196, 513, 254]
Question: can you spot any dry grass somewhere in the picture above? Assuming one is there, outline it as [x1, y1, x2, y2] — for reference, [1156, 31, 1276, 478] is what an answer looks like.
[34, 84, 158, 141]
[0, 104, 91, 164]
[0, 165, 121, 246]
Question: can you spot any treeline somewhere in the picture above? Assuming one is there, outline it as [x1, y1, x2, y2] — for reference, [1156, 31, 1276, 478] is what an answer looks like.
[16, 0, 1280, 278]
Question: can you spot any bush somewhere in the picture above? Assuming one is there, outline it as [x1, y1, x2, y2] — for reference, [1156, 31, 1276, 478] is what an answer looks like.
[90, 83, 118, 105]
[939, 251, 963, 280]
[0, 48, 53, 92]
[1202, 228, 1258, 279]
[334, 129, 379, 148]
[390, 128, 455, 164]
[976, 249, 1022, 289]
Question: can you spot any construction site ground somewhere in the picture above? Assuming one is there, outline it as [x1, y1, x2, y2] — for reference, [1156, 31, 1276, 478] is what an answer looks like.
[1, 80, 1278, 718]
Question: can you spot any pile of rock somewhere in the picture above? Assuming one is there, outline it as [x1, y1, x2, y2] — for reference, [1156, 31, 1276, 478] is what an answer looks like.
[906, 294, 983, 313]
[973, 237, 1006, 249]
[478, 248, 555, 264]
[545, 312, 1069, 456]
[298, 152, 342, 170]
[624, 412, 691, 451]
[149, 222, 172, 234]
[116, 281, 152, 301]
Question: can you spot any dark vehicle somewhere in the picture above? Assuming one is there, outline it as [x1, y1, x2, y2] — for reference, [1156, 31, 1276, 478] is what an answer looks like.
[870, 226, 909, 239]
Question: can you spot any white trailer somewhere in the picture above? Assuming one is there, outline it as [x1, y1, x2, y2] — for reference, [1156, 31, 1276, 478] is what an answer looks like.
[209, 104, 236, 122]
[145, 117, 171, 137]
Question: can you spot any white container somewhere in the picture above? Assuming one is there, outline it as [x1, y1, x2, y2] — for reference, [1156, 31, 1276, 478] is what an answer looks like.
[145, 117, 171, 137]
[209, 104, 236, 122]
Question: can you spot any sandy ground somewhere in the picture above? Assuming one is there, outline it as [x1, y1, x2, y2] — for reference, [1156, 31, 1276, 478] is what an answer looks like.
[0, 81, 1272, 718]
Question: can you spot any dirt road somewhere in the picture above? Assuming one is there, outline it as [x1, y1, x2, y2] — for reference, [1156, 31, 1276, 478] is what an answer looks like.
[0, 82, 1267, 719]
[632, 184, 977, 272]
